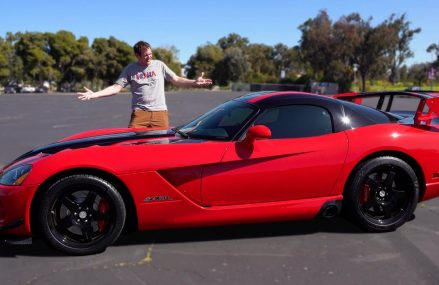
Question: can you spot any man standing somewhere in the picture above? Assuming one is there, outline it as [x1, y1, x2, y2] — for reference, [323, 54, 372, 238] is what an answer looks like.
[77, 41, 212, 128]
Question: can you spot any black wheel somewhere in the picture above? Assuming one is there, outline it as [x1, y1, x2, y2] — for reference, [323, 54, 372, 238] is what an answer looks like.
[38, 175, 126, 255]
[345, 156, 419, 232]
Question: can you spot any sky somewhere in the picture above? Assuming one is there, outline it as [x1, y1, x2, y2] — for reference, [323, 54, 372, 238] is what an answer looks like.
[0, 0, 438, 66]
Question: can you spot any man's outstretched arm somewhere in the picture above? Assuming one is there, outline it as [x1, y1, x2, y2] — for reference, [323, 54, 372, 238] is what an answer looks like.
[169, 72, 213, 88]
[77, 84, 123, 100]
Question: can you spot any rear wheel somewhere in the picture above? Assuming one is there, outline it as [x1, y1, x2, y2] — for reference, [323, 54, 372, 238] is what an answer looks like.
[345, 156, 419, 232]
[38, 175, 126, 255]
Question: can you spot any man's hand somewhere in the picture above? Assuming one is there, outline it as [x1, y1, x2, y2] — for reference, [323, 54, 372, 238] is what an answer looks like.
[194, 72, 213, 87]
[77, 87, 95, 100]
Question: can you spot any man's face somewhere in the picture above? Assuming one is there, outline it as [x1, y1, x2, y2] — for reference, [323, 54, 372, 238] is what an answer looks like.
[136, 47, 152, 66]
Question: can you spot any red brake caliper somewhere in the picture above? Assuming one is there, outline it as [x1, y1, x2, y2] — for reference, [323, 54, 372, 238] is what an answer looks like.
[97, 198, 109, 232]
[361, 184, 371, 204]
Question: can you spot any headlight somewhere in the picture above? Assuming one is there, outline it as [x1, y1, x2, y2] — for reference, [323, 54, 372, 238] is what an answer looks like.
[0, 164, 32, 186]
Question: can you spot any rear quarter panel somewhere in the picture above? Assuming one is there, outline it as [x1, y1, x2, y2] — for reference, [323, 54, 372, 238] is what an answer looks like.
[332, 124, 439, 200]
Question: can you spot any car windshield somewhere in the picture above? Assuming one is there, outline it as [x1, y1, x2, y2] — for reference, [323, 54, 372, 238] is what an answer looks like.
[177, 100, 258, 140]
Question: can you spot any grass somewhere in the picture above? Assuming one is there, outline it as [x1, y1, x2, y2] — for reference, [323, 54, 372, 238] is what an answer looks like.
[352, 80, 439, 92]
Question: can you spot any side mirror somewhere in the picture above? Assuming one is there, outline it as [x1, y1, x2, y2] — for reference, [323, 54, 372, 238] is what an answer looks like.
[244, 125, 272, 144]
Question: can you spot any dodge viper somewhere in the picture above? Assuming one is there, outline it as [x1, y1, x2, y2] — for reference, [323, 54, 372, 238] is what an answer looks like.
[1, 90, 439, 255]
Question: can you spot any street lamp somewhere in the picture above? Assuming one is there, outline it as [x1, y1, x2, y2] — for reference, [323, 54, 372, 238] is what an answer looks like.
[353, 63, 359, 91]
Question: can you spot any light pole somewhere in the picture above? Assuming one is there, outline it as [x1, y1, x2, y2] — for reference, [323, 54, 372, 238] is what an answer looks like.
[428, 67, 436, 90]
[353, 63, 359, 91]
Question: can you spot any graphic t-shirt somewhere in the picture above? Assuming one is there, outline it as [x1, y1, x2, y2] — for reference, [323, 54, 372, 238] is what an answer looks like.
[116, 60, 176, 111]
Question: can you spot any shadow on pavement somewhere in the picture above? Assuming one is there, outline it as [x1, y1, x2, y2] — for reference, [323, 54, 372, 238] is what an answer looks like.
[0, 217, 363, 257]
[115, 216, 363, 246]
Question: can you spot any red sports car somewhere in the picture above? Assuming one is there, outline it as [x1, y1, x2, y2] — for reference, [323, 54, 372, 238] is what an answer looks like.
[1, 91, 439, 255]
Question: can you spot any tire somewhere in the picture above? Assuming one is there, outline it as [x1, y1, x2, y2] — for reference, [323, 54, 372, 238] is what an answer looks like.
[345, 156, 419, 232]
[38, 174, 126, 255]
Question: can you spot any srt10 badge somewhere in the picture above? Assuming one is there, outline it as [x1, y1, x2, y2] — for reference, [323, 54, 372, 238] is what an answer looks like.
[144, 195, 172, 202]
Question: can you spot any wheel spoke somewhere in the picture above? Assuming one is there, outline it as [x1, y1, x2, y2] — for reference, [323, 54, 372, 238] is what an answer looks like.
[62, 195, 78, 212]
[384, 171, 396, 188]
[376, 171, 385, 183]
[83, 191, 97, 208]
[57, 217, 74, 229]
[81, 225, 94, 242]
[363, 199, 379, 212]
[365, 177, 380, 190]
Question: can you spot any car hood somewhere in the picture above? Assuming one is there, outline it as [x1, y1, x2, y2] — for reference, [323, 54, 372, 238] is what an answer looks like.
[12, 128, 196, 164]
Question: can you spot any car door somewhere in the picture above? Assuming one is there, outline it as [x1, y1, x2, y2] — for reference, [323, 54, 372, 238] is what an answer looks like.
[201, 104, 349, 206]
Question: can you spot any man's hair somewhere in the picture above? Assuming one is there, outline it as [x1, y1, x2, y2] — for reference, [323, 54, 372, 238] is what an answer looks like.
[133, 41, 151, 56]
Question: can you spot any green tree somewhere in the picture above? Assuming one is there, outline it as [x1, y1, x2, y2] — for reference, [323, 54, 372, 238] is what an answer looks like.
[47, 31, 95, 86]
[427, 43, 439, 68]
[245, 44, 276, 82]
[91, 37, 135, 87]
[14, 32, 57, 84]
[215, 47, 250, 85]
[331, 13, 365, 91]
[408, 63, 429, 86]
[153, 46, 181, 75]
[186, 44, 223, 79]
[0, 37, 9, 84]
[299, 10, 334, 80]
[74, 37, 96, 84]
[354, 21, 393, 91]
[272, 43, 301, 81]
[217, 33, 249, 51]
[385, 14, 421, 84]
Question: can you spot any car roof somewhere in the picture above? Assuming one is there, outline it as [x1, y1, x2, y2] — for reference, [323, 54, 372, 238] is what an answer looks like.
[235, 91, 332, 104]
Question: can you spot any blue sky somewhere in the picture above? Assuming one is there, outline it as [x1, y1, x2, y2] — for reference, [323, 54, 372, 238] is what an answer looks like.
[0, 0, 438, 65]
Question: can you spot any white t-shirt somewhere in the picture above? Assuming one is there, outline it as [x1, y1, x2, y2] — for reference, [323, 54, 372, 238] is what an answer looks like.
[116, 60, 176, 111]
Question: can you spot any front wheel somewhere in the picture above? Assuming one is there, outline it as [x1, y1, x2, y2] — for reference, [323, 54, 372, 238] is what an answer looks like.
[38, 175, 126, 255]
[345, 156, 419, 232]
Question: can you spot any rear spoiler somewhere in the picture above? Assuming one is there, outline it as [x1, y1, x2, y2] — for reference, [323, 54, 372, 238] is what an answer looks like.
[415, 98, 439, 125]
[333, 92, 439, 126]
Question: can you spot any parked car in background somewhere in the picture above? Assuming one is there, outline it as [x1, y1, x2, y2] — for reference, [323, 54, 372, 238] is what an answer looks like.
[4, 85, 19, 94]
[21, 85, 36, 93]
[35, 86, 49, 93]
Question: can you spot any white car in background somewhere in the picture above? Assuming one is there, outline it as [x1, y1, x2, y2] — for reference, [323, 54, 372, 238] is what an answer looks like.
[21, 85, 36, 93]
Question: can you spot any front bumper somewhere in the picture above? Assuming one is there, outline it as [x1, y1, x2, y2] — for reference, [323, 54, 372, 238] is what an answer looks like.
[0, 184, 36, 236]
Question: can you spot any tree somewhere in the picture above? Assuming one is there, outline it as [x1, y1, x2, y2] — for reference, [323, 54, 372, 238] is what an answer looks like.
[3, 32, 24, 84]
[215, 47, 250, 85]
[91, 37, 134, 87]
[331, 13, 364, 91]
[245, 43, 276, 82]
[299, 11, 364, 91]
[385, 14, 421, 84]
[73, 36, 96, 84]
[348, 16, 398, 91]
[47, 31, 94, 86]
[0, 37, 9, 84]
[427, 43, 439, 68]
[299, 10, 334, 80]
[14, 32, 57, 84]
[217, 33, 249, 51]
[154, 46, 181, 76]
[276, 46, 305, 82]
[186, 44, 223, 79]
[408, 63, 429, 86]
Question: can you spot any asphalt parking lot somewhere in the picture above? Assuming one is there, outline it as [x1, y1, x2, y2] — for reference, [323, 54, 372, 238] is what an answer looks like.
[1, 91, 439, 285]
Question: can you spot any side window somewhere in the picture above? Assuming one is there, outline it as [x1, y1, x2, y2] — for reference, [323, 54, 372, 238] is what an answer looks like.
[254, 105, 333, 139]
